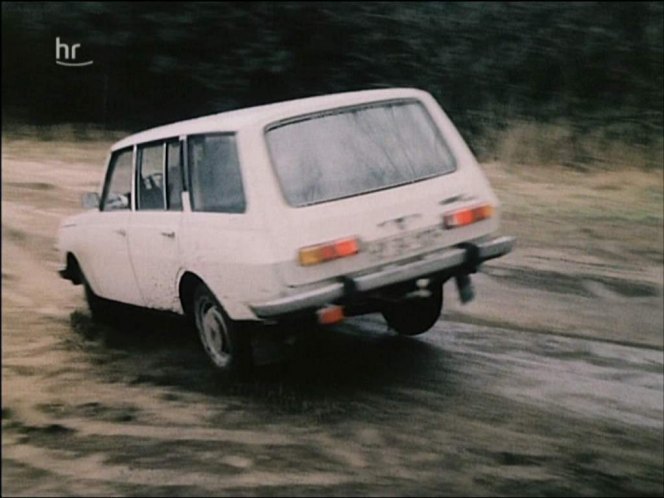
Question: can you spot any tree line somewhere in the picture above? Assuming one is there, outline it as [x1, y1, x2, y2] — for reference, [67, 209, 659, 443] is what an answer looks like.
[2, 2, 662, 147]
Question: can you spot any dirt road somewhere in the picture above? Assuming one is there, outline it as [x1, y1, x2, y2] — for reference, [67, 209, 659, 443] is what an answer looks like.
[2, 136, 663, 495]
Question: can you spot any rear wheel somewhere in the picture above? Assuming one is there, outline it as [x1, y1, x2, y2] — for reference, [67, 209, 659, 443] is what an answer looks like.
[382, 284, 443, 336]
[193, 284, 252, 373]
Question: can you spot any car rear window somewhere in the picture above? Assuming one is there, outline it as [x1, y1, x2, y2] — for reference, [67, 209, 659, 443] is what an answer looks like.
[265, 100, 456, 207]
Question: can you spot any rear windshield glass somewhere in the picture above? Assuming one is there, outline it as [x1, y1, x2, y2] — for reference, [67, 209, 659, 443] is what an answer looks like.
[265, 100, 456, 207]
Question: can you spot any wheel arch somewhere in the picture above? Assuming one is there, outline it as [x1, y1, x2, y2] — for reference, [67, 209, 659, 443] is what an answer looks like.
[178, 271, 206, 319]
[177, 270, 258, 321]
[64, 252, 83, 285]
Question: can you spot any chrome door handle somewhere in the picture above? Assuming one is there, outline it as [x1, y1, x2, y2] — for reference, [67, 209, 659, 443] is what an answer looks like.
[160, 231, 176, 238]
[114, 229, 126, 236]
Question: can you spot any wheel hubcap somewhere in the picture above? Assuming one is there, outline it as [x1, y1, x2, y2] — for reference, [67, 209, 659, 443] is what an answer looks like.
[197, 297, 231, 368]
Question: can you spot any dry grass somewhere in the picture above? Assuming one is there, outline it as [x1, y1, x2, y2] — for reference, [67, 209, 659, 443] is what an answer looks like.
[2, 123, 128, 143]
[484, 161, 664, 269]
[2, 124, 661, 268]
[475, 119, 663, 171]
[1, 124, 127, 165]
[4, 119, 662, 170]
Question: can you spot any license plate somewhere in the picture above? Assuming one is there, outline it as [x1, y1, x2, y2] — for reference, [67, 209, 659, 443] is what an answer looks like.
[367, 225, 446, 261]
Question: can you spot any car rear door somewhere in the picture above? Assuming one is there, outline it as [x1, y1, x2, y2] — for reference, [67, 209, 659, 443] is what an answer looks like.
[127, 139, 185, 311]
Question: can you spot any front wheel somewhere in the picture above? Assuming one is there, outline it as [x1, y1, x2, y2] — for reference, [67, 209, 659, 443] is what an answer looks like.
[193, 284, 252, 373]
[382, 284, 443, 336]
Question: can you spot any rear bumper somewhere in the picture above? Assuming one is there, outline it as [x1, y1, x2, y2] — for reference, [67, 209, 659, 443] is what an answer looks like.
[250, 235, 515, 318]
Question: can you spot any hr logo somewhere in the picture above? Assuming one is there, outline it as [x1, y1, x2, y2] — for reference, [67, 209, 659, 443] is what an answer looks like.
[55, 37, 93, 67]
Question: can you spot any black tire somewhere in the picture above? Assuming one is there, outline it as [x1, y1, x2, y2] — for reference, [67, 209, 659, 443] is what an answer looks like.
[193, 284, 252, 374]
[382, 284, 443, 336]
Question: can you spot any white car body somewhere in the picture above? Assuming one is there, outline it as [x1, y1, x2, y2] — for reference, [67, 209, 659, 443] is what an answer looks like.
[57, 88, 514, 326]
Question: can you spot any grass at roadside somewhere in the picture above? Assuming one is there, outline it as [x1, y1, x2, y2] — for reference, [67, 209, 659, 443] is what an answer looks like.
[485, 162, 664, 269]
[2, 126, 662, 269]
[1, 125, 127, 166]
[471, 116, 663, 171]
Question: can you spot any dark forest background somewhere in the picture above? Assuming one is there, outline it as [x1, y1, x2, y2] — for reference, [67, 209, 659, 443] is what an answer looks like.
[2, 2, 662, 166]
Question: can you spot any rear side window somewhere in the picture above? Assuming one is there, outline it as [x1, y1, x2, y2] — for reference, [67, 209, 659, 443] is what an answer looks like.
[137, 143, 165, 211]
[101, 148, 133, 211]
[188, 134, 245, 213]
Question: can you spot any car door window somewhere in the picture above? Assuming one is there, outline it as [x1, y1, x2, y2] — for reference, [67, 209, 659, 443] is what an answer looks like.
[188, 134, 245, 213]
[166, 140, 183, 211]
[138, 142, 166, 211]
[101, 148, 133, 211]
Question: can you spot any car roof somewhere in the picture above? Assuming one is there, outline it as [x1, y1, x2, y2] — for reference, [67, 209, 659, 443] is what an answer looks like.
[111, 87, 430, 150]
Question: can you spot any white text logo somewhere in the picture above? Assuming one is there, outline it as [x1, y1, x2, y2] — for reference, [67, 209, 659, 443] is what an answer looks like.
[55, 37, 93, 67]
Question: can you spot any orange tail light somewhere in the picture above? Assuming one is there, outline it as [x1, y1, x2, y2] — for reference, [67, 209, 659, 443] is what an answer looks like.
[298, 237, 360, 266]
[444, 204, 494, 229]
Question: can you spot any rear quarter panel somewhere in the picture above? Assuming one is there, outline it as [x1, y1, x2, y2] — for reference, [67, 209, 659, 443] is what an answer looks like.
[178, 129, 286, 320]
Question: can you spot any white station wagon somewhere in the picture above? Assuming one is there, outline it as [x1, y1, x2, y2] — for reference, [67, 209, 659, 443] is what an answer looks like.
[57, 88, 514, 371]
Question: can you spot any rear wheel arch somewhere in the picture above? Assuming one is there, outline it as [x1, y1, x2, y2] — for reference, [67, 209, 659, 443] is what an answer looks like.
[178, 271, 207, 319]
[178, 271, 245, 320]
[178, 271, 253, 373]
